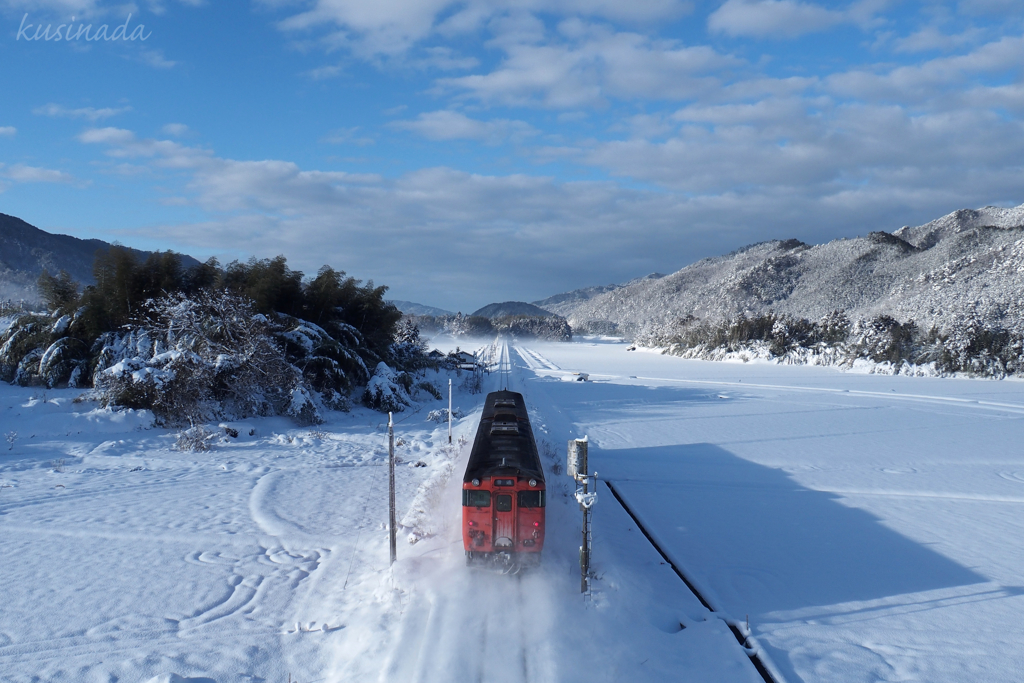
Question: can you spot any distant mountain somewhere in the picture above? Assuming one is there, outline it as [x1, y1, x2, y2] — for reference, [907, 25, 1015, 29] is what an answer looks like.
[566, 204, 1024, 337]
[0, 213, 199, 302]
[532, 273, 666, 317]
[471, 301, 554, 319]
[391, 300, 454, 317]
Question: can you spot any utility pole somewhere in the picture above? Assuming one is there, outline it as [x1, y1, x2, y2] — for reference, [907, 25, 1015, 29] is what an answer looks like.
[388, 412, 397, 566]
[448, 379, 453, 444]
[568, 437, 597, 597]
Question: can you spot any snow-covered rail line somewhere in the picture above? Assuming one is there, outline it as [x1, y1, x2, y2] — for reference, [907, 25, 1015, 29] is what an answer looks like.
[604, 479, 788, 683]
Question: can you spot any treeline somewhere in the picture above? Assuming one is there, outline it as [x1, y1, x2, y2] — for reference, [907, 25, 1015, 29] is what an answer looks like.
[0, 247, 425, 423]
[641, 311, 1024, 378]
[410, 312, 572, 342]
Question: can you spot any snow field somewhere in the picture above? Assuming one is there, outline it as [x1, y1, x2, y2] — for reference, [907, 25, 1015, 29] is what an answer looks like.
[519, 339, 1024, 682]
[0, 351, 761, 683]
[0, 381, 458, 682]
[15, 331, 1013, 682]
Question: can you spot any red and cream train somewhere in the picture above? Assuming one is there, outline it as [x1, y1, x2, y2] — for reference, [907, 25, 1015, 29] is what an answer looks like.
[462, 390, 546, 567]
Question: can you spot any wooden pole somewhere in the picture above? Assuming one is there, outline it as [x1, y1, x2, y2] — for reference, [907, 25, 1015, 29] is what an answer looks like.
[448, 379, 452, 444]
[388, 412, 397, 566]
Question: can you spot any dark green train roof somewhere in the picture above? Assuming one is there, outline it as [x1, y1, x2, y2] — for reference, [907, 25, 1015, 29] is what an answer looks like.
[464, 390, 545, 482]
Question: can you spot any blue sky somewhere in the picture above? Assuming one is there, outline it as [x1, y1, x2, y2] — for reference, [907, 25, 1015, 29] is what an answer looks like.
[0, 0, 1022, 311]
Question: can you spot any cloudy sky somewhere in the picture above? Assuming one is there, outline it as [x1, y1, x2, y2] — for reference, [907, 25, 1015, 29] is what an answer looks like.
[0, 0, 1021, 311]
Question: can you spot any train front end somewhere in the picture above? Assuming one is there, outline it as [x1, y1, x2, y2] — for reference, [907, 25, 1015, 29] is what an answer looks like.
[462, 390, 546, 567]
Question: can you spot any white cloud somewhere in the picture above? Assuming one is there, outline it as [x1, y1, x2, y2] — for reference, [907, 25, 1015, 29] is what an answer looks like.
[893, 26, 985, 54]
[0, 126, 15, 136]
[74, 120, 1024, 309]
[79, 127, 137, 145]
[391, 110, 536, 144]
[826, 35, 1024, 102]
[958, 0, 1021, 15]
[33, 103, 131, 121]
[580, 100, 1024, 200]
[609, 113, 675, 139]
[411, 46, 479, 71]
[0, 0, 99, 15]
[271, 0, 692, 58]
[161, 123, 189, 136]
[438, 27, 740, 107]
[139, 49, 177, 69]
[2, 163, 76, 184]
[707, 0, 885, 39]
[305, 64, 343, 80]
[673, 97, 808, 126]
[79, 127, 213, 167]
[321, 126, 376, 146]
[708, 0, 844, 38]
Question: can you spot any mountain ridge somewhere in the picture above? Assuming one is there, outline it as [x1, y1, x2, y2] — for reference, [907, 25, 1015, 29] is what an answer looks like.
[471, 301, 554, 319]
[0, 213, 199, 302]
[532, 273, 666, 317]
[390, 300, 454, 317]
[563, 204, 1024, 338]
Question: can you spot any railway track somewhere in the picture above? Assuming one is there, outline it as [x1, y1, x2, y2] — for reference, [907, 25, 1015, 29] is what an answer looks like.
[604, 479, 786, 683]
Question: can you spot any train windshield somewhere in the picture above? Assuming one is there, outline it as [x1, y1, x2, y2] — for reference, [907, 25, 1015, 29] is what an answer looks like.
[463, 490, 490, 507]
[517, 491, 545, 508]
[495, 494, 513, 512]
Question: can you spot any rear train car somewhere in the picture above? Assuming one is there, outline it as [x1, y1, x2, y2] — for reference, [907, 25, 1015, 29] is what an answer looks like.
[462, 390, 546, 567]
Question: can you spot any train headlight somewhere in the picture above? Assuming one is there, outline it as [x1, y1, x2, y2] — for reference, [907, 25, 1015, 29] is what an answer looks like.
[529, 479, 537, 487]
[472, 478, 480, 486]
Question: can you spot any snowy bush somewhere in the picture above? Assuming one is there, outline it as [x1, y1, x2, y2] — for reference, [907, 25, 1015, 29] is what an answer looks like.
[571, 319, 619, 336]
[277, 316, 365, 412]
[93, 291, 315, 425]
[847, 316, 918, 365]
[461, 371, 483, 394]
[652, 308, 1024, 378]
[2, 247, 436, 425]
[362, 362, 412, 412]
[922, 315, 1024, 378]
[175, 423, 215, 452]
[426, 407, 464, 423]
[0, 312, 92, 389]
[493, 315, 573, 341]
[414, 381, 442, 400]
[391, 318, 430, 369]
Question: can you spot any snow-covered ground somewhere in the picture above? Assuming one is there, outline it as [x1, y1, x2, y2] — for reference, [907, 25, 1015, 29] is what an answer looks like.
[3, 337, 1022, 682]
[522, 339, 1024, 683]
[0, 347, 756, 683]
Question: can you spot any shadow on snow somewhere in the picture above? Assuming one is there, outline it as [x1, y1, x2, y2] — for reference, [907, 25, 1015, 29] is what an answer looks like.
[596, 443, 986, 616]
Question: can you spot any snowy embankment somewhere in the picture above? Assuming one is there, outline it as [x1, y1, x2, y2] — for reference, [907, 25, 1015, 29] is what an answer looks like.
[522, 339, 1024, 683]
[656, 340, 947, 377]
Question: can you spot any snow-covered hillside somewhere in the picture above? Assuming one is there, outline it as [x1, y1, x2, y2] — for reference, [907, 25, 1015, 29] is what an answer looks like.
[565, 204, 1024, 337]
[389, 300, 454, 317]
[533, 273, 666, 318]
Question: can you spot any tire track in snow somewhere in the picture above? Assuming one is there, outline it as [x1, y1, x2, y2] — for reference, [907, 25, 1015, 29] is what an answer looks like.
[517, 347, 560, 372]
